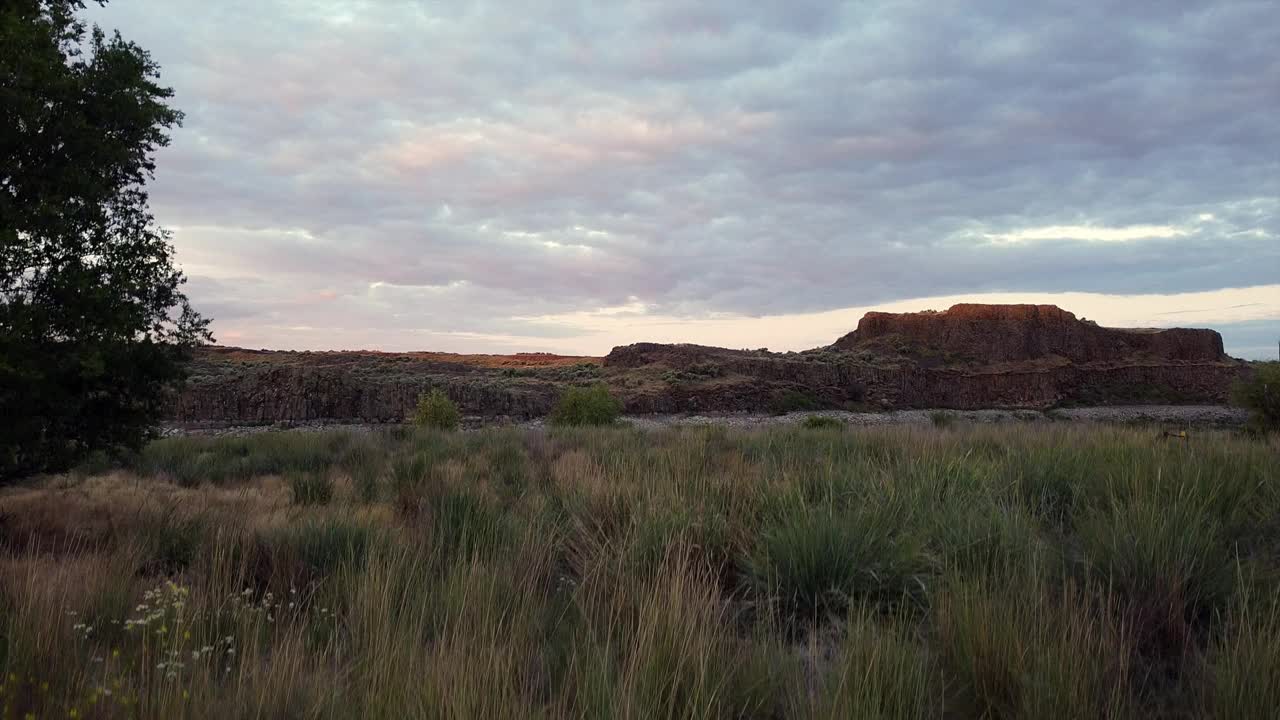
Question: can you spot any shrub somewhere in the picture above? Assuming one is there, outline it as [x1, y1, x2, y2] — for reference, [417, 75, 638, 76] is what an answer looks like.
[414, 389, 461, 431]
[661, 362, 725, 385]
[929, 411, 957, 429]
[288, 470, 334, 506]
[800, 415, 845, 430]
[1232, 362, 1280, 432]
[550, 383, 622, 427]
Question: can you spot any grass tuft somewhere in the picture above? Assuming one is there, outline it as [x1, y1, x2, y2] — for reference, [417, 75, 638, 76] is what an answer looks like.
[287, 470, 334, 506]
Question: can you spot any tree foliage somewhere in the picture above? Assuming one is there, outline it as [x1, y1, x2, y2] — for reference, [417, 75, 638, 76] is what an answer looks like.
[1233, 362, 1280, 433]
[1, 0, 209, 477]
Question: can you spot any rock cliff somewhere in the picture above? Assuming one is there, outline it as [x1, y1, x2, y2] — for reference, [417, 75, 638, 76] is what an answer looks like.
[166, 305, 1245, 424]
[833, 304, 1225, 364]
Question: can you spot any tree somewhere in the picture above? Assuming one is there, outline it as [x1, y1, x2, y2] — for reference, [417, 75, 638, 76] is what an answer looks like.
[1232, 362, 1280, 433]
[1, 0, 210, 478]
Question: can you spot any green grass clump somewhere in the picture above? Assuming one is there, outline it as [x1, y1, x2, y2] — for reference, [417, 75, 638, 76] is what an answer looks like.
[937, 575, 1132, 719]
[793, 607, 943, 719]
[341, 440, 384, 503]
[288, 470, 334, 505]
[138, 431, 349, 485]
[1203, 591, 1280, 718]
[744, 506, 930, 622]
[550, 383, 622, 426]
[1076, 496, 1236, 658]
[414, 389, 461, 430]
[135, 513, 209, 574]
[287, 519, 377, 574]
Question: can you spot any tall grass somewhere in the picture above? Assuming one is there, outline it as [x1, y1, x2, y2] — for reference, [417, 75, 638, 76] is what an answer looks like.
[0, 423, 1276, 718]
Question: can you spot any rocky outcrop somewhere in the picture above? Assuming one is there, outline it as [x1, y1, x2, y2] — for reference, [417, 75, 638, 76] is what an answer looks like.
[606, 354, 1243, 413]
[834, 304, 1225, 364]
[602, 305, 1243, 412]
[171, 369, 559, 423]
[165, 305, 1246, 424]
[168, 348, 581, 423]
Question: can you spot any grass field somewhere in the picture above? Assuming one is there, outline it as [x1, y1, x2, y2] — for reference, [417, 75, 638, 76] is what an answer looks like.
[1, 424, 1277, 719]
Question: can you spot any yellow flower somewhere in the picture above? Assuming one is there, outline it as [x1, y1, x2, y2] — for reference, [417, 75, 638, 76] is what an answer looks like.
[111, 648, 120, 658]
[182, 690, 190, 700]
[70, 710, 80, 718]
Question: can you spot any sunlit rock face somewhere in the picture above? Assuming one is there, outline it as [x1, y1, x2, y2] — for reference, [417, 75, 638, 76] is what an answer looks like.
[833, 304, 1226, 365]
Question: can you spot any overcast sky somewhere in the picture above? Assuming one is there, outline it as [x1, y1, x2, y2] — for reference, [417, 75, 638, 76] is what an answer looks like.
[88, 1, 1278, 358]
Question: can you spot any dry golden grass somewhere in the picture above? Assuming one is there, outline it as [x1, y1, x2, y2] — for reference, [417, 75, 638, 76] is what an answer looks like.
[1, 423, 1277, 718]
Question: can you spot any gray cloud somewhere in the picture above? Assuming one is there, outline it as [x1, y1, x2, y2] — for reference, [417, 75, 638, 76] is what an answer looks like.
[87, 0, 1279, 351]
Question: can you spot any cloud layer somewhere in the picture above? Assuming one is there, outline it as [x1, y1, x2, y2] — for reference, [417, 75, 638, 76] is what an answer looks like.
[88, 1, 1279, 357]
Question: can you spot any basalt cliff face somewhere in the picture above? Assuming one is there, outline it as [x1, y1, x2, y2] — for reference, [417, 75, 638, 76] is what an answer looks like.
[166, 305, 1246, 424]
[833, 304, 1225, 364]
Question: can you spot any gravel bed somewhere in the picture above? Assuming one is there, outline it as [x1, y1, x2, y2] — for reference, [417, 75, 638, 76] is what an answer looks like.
[160, 405, 1249, 437]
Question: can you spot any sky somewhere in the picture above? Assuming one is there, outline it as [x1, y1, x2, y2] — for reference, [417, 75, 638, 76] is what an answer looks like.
[87, 1, 1279, 359]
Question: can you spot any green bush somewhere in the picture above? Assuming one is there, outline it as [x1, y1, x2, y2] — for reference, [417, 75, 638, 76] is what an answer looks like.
[1232, 362, 1280, 432]
[929, 411, 957, 429]
[769, 390, 824, 415]
[550, 383, 622, 426]
[414, 389, 461, 431]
